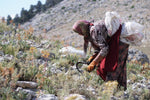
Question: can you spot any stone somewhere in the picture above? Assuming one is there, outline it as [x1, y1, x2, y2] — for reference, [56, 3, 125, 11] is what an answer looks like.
[4, 54, 13, 61]
[148, 81, 150, 85]
[140, 77, 146, 83]
[134, 95, 139, 100]
[124, 91, 129, 99]
[127, 80, 132, 84]
[64, 94, 86, 100]
[26, 93, 32, 100]
[16, 81, 38, 89]
[0, 51, 4, 56]
[22, 89, 37, 97]
[36, 94, 58, 100]
[87, 86, 96, 94]
[16, 87, 38, 100]
[111, 96, 118, 100]
[128, 49, 149, 64]
[59, 46, 84, 57]
[0, 57, 4, 62]
[147, 85, 150, 89]
[16, 87, 23, 92]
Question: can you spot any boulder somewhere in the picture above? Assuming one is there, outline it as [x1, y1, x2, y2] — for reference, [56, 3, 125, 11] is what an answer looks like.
[16, 81, 38, 89]
[64, 94, 86, 100]
[36, 94, 58, 100]
[59, 46, 84, 57]
[128, 48, 149, 64]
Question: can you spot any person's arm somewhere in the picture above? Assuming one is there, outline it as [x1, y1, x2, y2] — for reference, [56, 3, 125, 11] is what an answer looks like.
[87, 52, 98, 64]
[83, 37, 89, 56]
[87, 44, 109, 72]
[87, 24, 109, 72]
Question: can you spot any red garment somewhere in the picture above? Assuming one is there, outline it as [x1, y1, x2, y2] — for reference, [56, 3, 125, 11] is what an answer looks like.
[97, 25, 122, 80]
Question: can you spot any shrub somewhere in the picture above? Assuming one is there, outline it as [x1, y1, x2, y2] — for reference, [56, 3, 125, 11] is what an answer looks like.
[131, 5, 134, 9]
[61, 6, 65, 9]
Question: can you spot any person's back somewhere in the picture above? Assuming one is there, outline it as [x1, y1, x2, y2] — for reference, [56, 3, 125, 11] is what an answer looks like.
[72, 11, 144, 90]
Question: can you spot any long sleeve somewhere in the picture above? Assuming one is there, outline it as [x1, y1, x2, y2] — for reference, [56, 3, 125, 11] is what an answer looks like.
[90, 22, 109, 63]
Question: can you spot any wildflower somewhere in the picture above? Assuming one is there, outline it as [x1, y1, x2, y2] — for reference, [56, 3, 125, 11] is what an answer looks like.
[8, 67, 14, 74]
[36, 74, 42, 78]
[2, 68, 9, 76]
[30, 47, 37, 53]
[41, 50, 50, 58]
[29, 26, 34, 34]
[17, 34, 21, 40]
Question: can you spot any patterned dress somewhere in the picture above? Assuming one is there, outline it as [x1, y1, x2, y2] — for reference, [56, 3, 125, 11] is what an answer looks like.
[106, 41, 129, 90]
[87, 21, 129, 90]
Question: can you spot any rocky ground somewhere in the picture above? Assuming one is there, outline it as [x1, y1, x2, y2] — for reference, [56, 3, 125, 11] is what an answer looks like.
[22, 0, 150, 58]
[1, 0, 150, 100]
[0, 29, 149, 99]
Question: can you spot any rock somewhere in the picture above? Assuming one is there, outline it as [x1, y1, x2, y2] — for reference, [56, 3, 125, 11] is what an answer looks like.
[64, 94, 86, 100]
[26, 93, 32, 100]
[124, 91, 129, 99]
[36, 94, 58, 100]
[128, 48, 149, 64]
[22, 89, 37, 97]
[134, 95, 139, 100]
[50, 66, 62, 74]
[4, 54, 13, 61]
[31, 44, 42, 48]
[16, 87, 23, 92]
[16, 51, 26, 59]
[147, 85, 150, 89]
[148, 81, 150, 85]
[127, 80, 133, 84]
[26, 40, 34, 45]
[140, 78, 147, 83]
[59, 46, 84, 57]
[132, 83, 137, 90]
[16, 81, 38, 89]
[0, 57, 4, 62]
[0, 51, 4, 56]
[137, 88, 142, 94]
[16, 87, 38, 100]
[111, 96, 118, 100]
[87, 86, 96, 94]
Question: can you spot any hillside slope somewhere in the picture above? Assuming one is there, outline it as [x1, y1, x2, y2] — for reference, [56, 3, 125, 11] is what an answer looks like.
[22, 0, 150, 58]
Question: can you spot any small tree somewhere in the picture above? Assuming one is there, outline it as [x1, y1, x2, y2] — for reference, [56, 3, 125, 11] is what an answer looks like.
[13, 14, 21, 26]
[41, 5, 46, 12]
[2, 17, 5, 23]
[7, 15, 12, 25]
[28, 5, 36, 19]
[36, 1, 42, 13]
[20, 8, 30, 23]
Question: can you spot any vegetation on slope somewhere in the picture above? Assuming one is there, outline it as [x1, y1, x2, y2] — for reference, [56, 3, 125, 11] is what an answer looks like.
[0, 20, 150, 100]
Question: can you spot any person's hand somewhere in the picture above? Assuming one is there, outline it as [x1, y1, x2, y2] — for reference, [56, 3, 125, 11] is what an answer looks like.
[87, 56, 94, 64]
[87, 61, 97, 72]
[87, 54, 97, 64]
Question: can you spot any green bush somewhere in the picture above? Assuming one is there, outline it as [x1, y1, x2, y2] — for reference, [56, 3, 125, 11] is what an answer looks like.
[1, 44, 15, 56]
